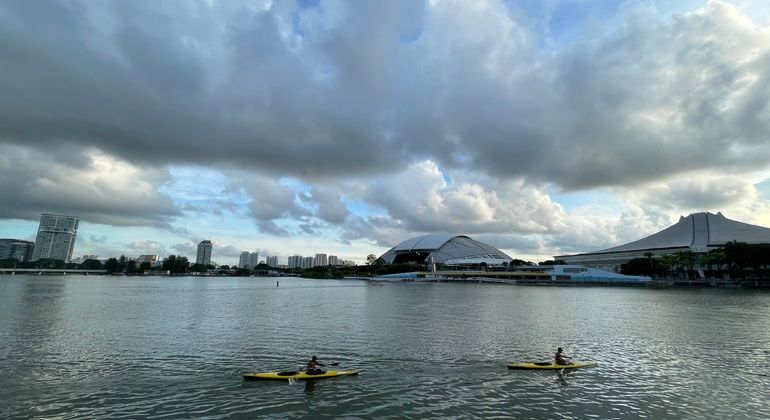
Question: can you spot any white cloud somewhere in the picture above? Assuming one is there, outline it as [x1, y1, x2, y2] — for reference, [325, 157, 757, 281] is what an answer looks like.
[3, 1, 770, 263]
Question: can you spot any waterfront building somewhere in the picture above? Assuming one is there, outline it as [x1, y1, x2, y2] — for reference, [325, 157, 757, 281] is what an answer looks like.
[137, 255, 162, 268]
[555, 212, 770, 272]
[82, 254, 99, 261]
[314, 253, 328, 266]
[266, 256, 278, 267]
[328, 255, 339, 266]
[0, 239, 35, 262]
[196, 240, 212, 265]
[379, 234, 512, 268]
[31, 214, 79, 262]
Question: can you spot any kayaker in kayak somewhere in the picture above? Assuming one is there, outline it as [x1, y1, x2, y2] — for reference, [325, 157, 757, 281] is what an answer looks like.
[306, 355, 326, 375]
[555, 347, 571, 365]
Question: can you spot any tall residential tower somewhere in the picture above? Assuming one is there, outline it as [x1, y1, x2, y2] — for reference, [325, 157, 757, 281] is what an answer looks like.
[239, 251, 259, 268]
[196, 240, 212, 266]
[31, 214, 79, 262]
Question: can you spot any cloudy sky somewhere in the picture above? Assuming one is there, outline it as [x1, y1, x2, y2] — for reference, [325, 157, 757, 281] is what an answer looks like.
[2, 0, 770, 265]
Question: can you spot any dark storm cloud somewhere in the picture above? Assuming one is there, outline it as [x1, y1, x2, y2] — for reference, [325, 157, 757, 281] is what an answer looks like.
[0, 145, 179, 228]
[1, 0, 769, 204]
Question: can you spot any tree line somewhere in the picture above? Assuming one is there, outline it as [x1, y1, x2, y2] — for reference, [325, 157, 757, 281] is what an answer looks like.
[621, 241, 770, 279]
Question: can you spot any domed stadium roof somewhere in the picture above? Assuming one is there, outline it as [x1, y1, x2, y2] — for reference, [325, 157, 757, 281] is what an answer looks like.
[554, 212, 770, 270]
[379, 234, 512, 266]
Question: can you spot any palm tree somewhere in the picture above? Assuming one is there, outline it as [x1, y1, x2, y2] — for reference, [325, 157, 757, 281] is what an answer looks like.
[643, 252, 655, 278]
[668, 251, 696, 279]
[657, 254, 676, 278]
[702, 250, 726, 279]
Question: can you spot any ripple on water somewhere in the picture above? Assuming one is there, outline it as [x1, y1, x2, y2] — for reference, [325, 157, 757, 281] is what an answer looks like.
[1, 277, 769, 418]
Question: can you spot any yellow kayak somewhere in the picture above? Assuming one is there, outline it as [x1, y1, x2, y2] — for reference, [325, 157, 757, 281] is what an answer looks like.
[242, 370, 359, 380]
[508, 361, 596, 370]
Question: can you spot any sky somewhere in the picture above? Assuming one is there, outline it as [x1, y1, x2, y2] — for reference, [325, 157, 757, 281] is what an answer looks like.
[2, 0, 770, 266]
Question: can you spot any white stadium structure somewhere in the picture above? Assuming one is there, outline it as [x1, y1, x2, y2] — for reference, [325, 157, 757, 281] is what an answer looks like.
[555, 212, 770, 271]
[379, 234, 512, 267]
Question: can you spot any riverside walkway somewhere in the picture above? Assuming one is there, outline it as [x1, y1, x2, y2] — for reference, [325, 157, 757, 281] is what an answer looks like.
[0, 268, 108, 275]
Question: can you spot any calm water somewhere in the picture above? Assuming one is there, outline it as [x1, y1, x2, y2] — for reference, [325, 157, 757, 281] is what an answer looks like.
[1, 276, 768, 419]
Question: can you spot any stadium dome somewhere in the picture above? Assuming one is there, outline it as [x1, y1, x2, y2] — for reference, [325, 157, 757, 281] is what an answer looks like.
[379, 234, 512, 266]
[555, 212, 770, 271]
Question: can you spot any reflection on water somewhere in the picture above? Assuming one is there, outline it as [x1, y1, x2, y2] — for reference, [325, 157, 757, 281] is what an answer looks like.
[304, 379, 316, 394]
[0, 276, 768, 418]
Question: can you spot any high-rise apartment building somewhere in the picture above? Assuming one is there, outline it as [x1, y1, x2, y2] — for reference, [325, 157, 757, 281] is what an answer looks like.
[287, 255, 301, 268]
[302, 256, 315, 268]
[239, 251, 259, 268]
[196, 240, 212, 265]
[31, 214, 79, 262]
[328, 255, 339, 266]
[266, 256, 278, 267]
[0, 239, 35, 262]
[314, 253, 328, 267]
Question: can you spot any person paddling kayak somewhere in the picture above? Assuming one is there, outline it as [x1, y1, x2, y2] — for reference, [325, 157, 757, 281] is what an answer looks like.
[306, 355, 326, 375]
[555, 347, 571, 365]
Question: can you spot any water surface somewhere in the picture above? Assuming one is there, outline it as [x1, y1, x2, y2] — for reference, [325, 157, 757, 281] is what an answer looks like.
[1, 276, 768, 418]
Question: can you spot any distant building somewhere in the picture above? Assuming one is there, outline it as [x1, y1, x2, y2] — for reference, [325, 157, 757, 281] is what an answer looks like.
[239, 252, 249, 268]
[266, 256, 278, 267]
[302, 256, 314, 268]
[239, 251, 259, 268]
[196, 240, 212, 265]
[31, 214, 79, 262]
[379, 234, 512, 267]
[0, 239, 35, 262]
[555, 212, 770, 272]
[287, 255, 317, 268]
[328, 255, 339, 266]
[287, 255, 302, 269]
[82, 254, 99, 261]
[314, 253, 328, 266]
[137, 255, 162, 268]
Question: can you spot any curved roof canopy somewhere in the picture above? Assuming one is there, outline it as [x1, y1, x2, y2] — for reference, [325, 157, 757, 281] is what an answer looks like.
[379, 234, 512, 265]
[565, 212, 770, 257]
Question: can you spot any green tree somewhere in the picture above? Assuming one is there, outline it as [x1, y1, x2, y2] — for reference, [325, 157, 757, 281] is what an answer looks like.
[509, 259, 530, 269]
[80, 259, 103, 270]
[656, 254, 676, 277]
[674, 251, 696, 279]
[538, 260, 566, 266]
[643, 252, 655, 278]
[621, 257, 657, 276]
[34, 258, 64, 269]
[105, 258, 119, 273]
[162, 255, 189, 274]
[125, 259, 138, 274]
[702, 250, 726, 278]
[365, 254, 377, 265]
[0, 258, 19, 268]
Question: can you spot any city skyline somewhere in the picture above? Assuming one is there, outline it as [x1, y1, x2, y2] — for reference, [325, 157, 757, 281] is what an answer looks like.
[2, 1, 770, 266]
